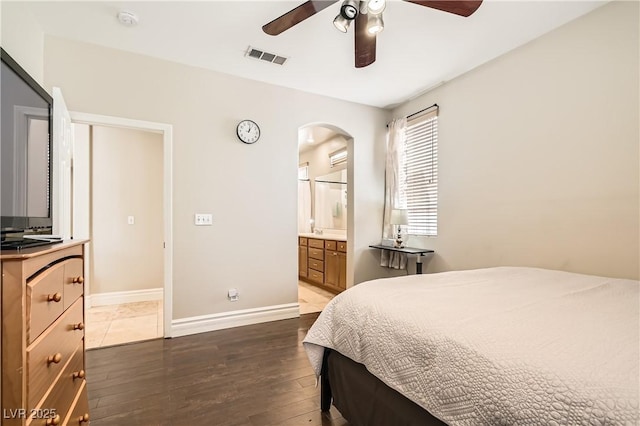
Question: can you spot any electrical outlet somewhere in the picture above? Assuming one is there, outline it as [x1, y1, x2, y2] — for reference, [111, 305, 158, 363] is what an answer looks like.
[228, 288, 239, 302]
[194, 213, 213, 226]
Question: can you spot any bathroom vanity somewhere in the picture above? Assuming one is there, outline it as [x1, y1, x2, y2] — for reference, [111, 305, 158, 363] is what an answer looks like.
[299, 234, 346, 294]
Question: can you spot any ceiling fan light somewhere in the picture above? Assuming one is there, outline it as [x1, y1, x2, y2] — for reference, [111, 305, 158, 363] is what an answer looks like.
[367, 0, 386, 15]
[333, 14, 351, 33]
[367, 14, 384, 35]
[340, 0, 359, 20]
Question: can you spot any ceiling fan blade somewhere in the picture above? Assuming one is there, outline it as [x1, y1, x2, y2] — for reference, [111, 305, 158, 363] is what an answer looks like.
[403, 0, 483, 17]
[354, 12, 376, 68]
[263, 1, 339, 36]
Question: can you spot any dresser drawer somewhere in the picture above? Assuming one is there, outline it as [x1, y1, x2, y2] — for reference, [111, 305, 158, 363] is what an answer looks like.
[63, 258, 84, 311]
[308, 258, 324, 272]
[29, 344, 85, 426]
[308, 239, 325, 249]
[337, 241, 347, 252]
[299, 237, 308, 246]
[27, 298, 84, 411]
[64, 381, 90, 426]
[308, 269, 324, 284]
[325, 240, 337, 250]
[23, 245, 83, 282]
[308, 248, 324, 260]
[27, 262, 66, 343]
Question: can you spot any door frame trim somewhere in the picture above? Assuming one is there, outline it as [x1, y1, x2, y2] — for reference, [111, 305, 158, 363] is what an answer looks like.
[70, 112, 174, 338]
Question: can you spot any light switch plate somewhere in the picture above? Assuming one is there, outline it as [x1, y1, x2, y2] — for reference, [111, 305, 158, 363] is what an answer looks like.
[195, 213, 213, 226]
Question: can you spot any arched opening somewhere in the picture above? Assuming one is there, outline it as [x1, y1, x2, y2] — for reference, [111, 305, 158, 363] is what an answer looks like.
[297, 122, 354, 313]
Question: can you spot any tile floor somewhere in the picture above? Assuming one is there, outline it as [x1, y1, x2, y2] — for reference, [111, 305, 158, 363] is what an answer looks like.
[86, 282, 333, 349]
[298, 280, 334, 314]
[85, 300, 163, 349]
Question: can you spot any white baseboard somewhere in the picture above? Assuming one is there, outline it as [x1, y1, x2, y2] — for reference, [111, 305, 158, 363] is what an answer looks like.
[171, 303, 300, 338]
[88, 288, 163, 308]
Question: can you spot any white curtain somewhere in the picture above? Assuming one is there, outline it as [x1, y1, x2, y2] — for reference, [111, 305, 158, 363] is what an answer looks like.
[381, 118, 408, 270]
[298, 180, 312, 233]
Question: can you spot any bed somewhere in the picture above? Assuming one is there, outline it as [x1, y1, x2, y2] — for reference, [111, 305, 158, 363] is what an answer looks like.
[302, 267, 639, 426]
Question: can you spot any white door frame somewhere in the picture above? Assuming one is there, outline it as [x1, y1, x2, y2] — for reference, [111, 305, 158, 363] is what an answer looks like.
[70, 112, 174, 338]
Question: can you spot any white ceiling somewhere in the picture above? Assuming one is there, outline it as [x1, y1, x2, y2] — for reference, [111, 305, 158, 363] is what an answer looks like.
[20, 0, 605, 109]
[298, 125, 345, 153]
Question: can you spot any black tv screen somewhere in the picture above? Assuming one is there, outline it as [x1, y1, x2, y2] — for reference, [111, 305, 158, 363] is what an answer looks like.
[1, 48, 53, 235]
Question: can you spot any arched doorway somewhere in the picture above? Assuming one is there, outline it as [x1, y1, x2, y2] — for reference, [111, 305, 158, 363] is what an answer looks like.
[297, 123, 353, 313]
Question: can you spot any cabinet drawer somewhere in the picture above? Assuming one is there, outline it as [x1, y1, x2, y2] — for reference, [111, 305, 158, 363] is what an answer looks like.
[63, 259, 84, 311]
[27, 262, 66, 343]
[23, 245, 83, 282]
[308, 269, 324, 284]
[299, 237, 308, 246]
[338, 241, 347, 252]
[308, 258, 324, 272]
[27, 298, 84, 411]
[325, 240, 337, 250]
[64, 380, 89, 426]
[308, 239, 324, 249]
[308, 248, 324, 260]
[29, 344, 85, 425]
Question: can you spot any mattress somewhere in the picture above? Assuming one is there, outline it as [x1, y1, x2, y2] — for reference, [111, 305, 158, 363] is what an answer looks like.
[303, 267, 639, 425]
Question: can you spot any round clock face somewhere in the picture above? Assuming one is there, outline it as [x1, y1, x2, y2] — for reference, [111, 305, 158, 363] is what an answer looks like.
[236, 120, 260, 144]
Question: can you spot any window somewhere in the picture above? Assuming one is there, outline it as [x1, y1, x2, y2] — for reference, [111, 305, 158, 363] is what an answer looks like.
[399, 109, 438, 236]
[329, 148, 347, 168]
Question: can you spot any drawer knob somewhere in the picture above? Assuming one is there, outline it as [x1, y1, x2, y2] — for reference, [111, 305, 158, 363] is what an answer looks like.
[78, 413, 90, 423]
[45, 415, 61, 425]
[73, 322, 85, 330]
[72, 369, 86, 380]
[47, 293, 62, 303]
[72, 276, 84, 284]
[47, 353, 62, 365]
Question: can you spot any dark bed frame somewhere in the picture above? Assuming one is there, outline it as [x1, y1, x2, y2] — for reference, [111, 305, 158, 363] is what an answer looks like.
[320, 348, 448, 426]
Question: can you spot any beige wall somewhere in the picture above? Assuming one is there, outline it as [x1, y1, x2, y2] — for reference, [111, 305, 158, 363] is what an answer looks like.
[300, 135, 348, 182]
[0, 2, 45, 84]
[91, 125, 164, 294]
[393, 1, 639, 279]
[41, 37, 389, 319]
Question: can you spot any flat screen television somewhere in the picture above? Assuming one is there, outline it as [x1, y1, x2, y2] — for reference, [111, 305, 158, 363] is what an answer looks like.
[1, 48, 54, 246]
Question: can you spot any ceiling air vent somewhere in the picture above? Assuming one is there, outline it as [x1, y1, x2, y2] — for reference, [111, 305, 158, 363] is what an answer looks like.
[245, 46, 288, 66]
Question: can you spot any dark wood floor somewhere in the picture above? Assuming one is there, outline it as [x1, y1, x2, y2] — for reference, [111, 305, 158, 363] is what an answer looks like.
[85, 313, 348, 426]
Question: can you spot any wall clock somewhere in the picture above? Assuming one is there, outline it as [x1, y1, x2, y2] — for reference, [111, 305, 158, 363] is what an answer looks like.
[236, 119, 260, 144]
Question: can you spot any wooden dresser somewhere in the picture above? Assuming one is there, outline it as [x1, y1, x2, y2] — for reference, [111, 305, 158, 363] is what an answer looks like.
[1, 241, 89, 426]
[299, 237, 347, 293]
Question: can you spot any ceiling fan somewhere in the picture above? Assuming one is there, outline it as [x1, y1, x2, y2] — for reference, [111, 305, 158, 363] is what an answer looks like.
[262, 0, 483, 68]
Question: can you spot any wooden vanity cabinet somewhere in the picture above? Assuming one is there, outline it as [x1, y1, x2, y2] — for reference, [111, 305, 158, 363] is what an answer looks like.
[307, 240, 325, 285]
[325, 241, 347, 292]
[298, 238, 308, 278]
[1, 241, 89, 426]
[299, 237, 346, 293]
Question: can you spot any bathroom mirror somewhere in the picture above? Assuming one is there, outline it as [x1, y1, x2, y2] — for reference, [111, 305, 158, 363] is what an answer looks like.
[316, 170, 346, 184]
[314, 170, 347, 231]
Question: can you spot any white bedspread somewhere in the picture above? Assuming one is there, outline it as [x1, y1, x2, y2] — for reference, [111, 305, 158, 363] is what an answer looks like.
[303, 267, 639, 425]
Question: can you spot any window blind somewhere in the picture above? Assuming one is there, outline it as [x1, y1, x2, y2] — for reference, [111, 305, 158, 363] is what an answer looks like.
[401, 109, 438, 236]
[329, 148, 347, 168]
